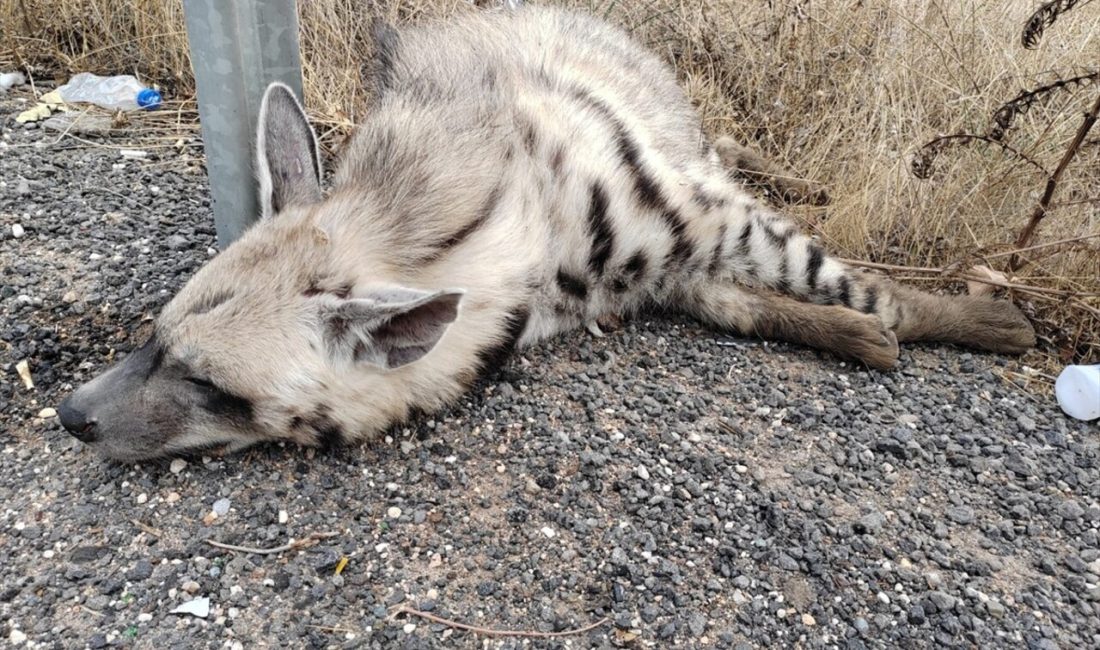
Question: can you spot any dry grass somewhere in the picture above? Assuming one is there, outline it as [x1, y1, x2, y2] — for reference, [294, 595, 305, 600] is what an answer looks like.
[2, 0, 1098, 364]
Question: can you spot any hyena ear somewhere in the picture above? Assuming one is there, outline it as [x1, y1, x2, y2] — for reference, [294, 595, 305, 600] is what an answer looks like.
[320, 288, 464, 369]
[256, 82, 322, 219]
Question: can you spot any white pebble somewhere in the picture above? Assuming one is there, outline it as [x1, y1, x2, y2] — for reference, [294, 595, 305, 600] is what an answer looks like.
[403, 623, 417, 634]
[876, 592, 891, 604]
[37, 407, 56, 419]
[9, 630, 27, 645]
[278, 510, 288, 524]
[137, 613, 152, 622]
[387, 506, 402, 519]
[42, 550, 54, 559]
[11, 224, 24, 238]
[169, 458, 187, 474]
[136, 493, 148, 504]
[541, 526, 556, 538]
[635, 465, 650, 480]
[801, 613, 816, 626]
[212, 498, 231, 516]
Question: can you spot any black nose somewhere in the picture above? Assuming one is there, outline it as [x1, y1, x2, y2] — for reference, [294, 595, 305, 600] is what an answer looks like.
[58, 399, 98, 443]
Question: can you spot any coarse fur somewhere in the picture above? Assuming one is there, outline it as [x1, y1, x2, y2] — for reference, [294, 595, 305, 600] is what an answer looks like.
[59, 6, 1035, 461]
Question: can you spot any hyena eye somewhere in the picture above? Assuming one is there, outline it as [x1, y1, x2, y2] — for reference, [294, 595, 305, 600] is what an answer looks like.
[185, 376, 217, 390]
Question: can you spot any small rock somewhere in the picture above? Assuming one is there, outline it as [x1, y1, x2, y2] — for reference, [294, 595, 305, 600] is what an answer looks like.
[635, 465, 650, 480]
[403, 623, 416, 634]
[877, 592, 891, 605]
[928, 591, 957, 611]
[854, 617, 869, 634]
[212, 498, 231, 516]
[1058, 500, 1085, 520]
[541, 526, 556, 538]
[37, 407, 56, 419]
[169, 458, 187, 474]
[1016, 415, 1036, 432]
[11, 224, 25, 238]
[946, 506, 975, 525]
[136, 493, 148, 504]
[278, 510, 289, 524]
[165, 235, 189, 250]
[857, 511, 886, 534]
[62, 290, 78, 304]
[127, 560, 153, 581]
[801, 613, 816, 626]
[9, 630, 27, 645]
[387, 506, 402, 519]
[182, 580, 201, 594]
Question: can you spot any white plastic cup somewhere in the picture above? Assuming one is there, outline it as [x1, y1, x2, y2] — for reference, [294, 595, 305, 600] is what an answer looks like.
[1055, 365, 1100, 421]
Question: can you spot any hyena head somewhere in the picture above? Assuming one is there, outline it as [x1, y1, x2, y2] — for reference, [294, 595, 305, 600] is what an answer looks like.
[58, 83, 464, 461]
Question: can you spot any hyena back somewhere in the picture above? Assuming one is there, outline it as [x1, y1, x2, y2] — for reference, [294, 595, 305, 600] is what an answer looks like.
[58, 6, 1034, 461]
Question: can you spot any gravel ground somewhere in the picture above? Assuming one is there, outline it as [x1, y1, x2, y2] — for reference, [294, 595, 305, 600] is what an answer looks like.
[2, 92, 1099, 650]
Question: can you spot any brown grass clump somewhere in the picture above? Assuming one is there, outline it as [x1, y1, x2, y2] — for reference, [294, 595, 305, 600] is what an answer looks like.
[2, 0, 1098, 365]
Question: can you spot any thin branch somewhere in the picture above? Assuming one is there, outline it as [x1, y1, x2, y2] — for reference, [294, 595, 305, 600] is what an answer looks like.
[980, 232, 1100, 259]
[840, 258, 1095, 297]
[388, 606, 609, 639]
[1009, 93, 1100, 271]
[911, 134, 1049, 179]
[131, 519, 163, 538]
[206, 531, 339, 555]
[991, 71, 1099, 139]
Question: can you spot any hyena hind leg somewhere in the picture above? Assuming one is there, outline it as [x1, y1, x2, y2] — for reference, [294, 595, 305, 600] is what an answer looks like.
[685, 282, 900, 370]
[712, 136, 829, 206]
[865, 274, 1036, 354]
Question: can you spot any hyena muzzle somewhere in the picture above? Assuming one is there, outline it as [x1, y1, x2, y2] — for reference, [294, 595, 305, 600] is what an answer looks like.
[57, 6, 1035, 461]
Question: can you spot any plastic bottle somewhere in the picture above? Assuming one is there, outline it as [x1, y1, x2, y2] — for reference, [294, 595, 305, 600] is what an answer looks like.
[57, 73, 162, 111]
[1055, 364, 1100, 421]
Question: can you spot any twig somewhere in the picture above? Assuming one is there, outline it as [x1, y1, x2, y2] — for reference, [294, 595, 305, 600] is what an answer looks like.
[307, 624, 357, 634]
[388, 605, 609, 639]
[131, 519, 163, 538]
[839, 259, 942, 274]
[1071, 298, 1100, 319]
[839, 258, 1094, 297]
[205, 531, 339, 555]
[979, 232, 1100, 260]
[1009, 93, 1100, 271]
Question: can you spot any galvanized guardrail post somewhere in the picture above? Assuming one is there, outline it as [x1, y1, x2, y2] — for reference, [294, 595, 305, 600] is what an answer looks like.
[182, 0, 305, 247]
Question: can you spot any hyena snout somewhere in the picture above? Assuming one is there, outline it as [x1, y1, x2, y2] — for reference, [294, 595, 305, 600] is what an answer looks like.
[58, 397, 98, 443]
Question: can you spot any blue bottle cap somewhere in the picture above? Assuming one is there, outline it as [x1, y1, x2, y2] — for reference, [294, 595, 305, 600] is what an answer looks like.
[137, 88, 162, 110]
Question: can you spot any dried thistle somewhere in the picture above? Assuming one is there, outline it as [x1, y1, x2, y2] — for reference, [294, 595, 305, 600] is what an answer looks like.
[1022, 0, 1096, 49]
[990, 71, 1099, 139]
[912, 134, 1049, 180]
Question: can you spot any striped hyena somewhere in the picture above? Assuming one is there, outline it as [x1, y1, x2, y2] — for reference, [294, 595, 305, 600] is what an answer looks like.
[58, 6, 1034, 461]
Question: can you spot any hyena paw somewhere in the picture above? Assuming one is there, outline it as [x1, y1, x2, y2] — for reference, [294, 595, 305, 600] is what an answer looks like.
[964, 298, 1036, 354]
[847, 314, 900, 370]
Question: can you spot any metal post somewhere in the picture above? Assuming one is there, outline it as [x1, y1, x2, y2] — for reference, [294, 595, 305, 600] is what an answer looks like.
[183, 0, 305, 247]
